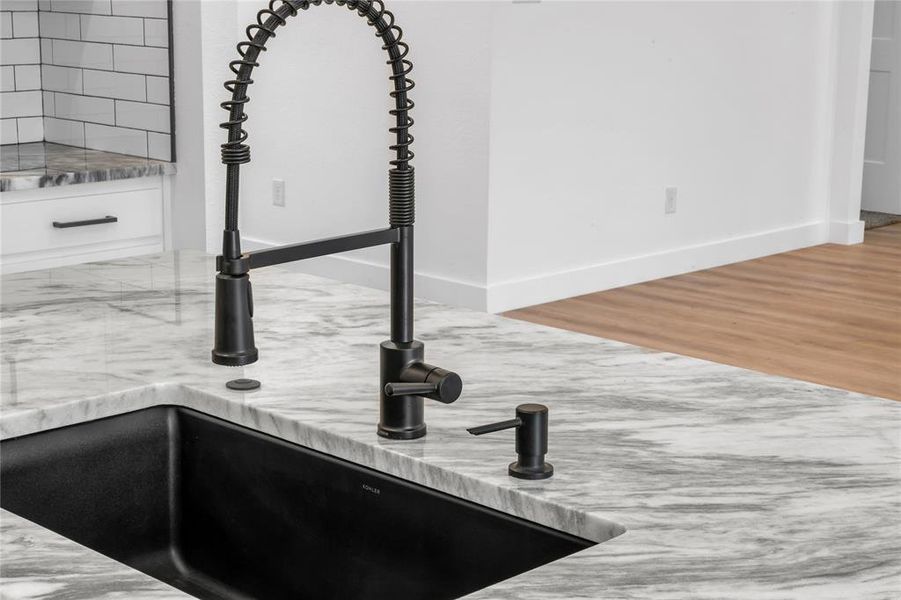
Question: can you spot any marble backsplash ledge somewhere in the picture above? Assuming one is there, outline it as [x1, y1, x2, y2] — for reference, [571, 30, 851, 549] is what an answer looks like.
[0, 141, 175, 191]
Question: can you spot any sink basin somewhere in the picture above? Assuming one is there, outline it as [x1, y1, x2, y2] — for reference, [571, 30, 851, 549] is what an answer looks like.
[1, 406, 593, 599]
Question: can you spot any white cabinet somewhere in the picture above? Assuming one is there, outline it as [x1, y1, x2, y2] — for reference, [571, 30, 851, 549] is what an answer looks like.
[1, 177, 167, 274]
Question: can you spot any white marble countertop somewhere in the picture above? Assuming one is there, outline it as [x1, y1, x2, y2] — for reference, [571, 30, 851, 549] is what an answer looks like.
[1, 251, 899, 599]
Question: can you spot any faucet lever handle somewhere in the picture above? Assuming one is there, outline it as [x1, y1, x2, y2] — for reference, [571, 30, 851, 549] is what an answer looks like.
[467, 418, 522, 436]
[384, 382, 438, 397]
[385, 362, 462, 404]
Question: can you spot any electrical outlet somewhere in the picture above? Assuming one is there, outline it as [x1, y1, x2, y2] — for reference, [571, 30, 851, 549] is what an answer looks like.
[665, 187, 677, 214]
[273, 178, 286, 207]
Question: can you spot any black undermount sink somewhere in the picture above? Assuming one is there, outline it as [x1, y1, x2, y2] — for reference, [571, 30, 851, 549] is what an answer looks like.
[1, 406, 593, 599]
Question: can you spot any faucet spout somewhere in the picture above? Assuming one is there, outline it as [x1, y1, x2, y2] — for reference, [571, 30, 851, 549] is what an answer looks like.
[211, 0, 462, 440]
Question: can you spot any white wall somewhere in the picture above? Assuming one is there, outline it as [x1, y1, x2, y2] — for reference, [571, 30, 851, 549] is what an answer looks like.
[170, 0, 240, 250]
[232, 0, 494, 308]
[485, 1, 866, 311]
[174, 0, 872, 313]
[824, 0, 875, 241]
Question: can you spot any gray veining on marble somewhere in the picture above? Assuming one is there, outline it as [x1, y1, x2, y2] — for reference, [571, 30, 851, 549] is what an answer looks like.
[1, 251, 899, 599]
[0, 142, 176, 191]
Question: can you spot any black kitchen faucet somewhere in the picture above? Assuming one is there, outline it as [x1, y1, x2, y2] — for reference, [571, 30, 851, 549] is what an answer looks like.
[211, 0, 462, 439]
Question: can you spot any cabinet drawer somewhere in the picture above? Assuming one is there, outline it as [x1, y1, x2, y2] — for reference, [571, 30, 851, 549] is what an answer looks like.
[2, 185, 162, 257]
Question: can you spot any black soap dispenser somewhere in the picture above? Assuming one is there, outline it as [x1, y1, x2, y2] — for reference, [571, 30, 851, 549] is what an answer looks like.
[467, 404, 554, 480]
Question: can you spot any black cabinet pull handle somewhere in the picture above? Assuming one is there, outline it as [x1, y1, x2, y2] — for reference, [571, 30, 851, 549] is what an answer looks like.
[52, 216, 118, 229]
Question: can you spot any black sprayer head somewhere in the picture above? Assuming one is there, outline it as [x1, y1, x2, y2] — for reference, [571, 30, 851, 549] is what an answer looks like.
[212, 272, 258, 367]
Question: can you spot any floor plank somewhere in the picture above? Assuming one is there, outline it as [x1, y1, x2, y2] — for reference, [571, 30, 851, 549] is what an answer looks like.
[506, 224, 901, 401]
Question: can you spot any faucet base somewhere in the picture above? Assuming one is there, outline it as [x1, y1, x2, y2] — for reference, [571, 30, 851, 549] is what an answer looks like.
[377, 422, 427, 440]
[509, 461, 554, 480]
[378, 340, 426, 440]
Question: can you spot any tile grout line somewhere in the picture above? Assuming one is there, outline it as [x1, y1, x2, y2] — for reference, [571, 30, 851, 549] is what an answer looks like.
[46, 115, 169, 136]
[33, 33, 168, 50]
[43, 58, 169, 79]
[46, 90, 170, 109]
[36, 3, 43, 143]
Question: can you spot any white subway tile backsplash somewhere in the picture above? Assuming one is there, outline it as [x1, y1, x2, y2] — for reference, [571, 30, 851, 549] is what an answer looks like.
[81, 14, 143, 45]
[38, 12, 81, 40]
[44, 116, 85, 145]
[0, 0, 172, 158]
[0, 13, 12, 39]
[1, 8, 40, 124]
[40, 37, 52, 62]
[43, 89, 54, 115]
[0, 38, 40, 65]
[55, 91, 114, 124]
[83, 68, 144, 101]
[144, 75, 167, 104]
[50, 0, 111, 15]
[11, 11, 38, 37]
[0, 90, 41, 117]
[143, 17, 167, 48]
[41, 64, 82, 93]
[0, 66, 13, 92]
[115, 98, 166, 132]
[110, 0, 165, 19]
[0, 118, 17, 144]
[51, 39, 113, 70]
[16, 115, 42, 141]
[112, 44, 166, 75]
[2, 1, 38, 11]
[147, 131, 169, 160]
[13, 64, 40, 89]
[85, 122, 146, 156]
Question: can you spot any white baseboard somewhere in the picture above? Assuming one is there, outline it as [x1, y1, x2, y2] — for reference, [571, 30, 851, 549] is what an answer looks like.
[828, 219, 865, 244]
[244, 222, 829, 315]
[241, 236, 489, 311]
[484, 221, 828, 313]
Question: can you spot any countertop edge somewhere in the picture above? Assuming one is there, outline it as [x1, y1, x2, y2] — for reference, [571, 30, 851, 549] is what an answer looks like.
[0, 381, 626, 545]
[0, 162, 177, 192]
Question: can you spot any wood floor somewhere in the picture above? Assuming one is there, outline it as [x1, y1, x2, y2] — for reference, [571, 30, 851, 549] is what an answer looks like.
[506, 224, 901, 401]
